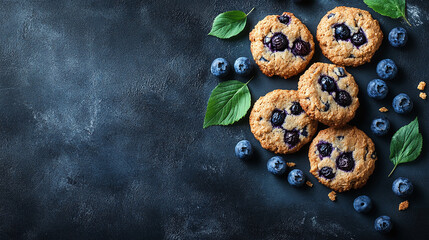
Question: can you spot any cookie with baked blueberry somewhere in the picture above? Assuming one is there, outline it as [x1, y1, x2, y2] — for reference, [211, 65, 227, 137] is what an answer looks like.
[249, 90, 318, 154]
[317, 7, 383, 66]
[298, 62, 359, 127]
[249, 12, 315, 79]
[308, 126, 377, 192]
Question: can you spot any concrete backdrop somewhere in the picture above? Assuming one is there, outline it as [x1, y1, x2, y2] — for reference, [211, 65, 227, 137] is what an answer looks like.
[0, 0, 428, 239]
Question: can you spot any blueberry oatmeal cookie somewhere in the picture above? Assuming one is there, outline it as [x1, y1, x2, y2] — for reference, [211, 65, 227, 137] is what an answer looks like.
[308, 126, 377, 192]
[317, 7, 383, 67]
[298, 62, 359, 127]
[249, 12, 315, 79]
[249, 90, 318, 154]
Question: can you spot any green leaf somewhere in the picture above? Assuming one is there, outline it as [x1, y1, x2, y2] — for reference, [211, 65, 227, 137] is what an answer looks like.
[208, 10, 248, 39]
[388, 117, 423, 177]
[203, 80, 251, 128]
[363, 0, 411, 25]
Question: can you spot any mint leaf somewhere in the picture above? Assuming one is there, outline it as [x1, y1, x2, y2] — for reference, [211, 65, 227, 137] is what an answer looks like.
[203, 80, 251, 128]
[364, 0, 411, 26]
[208, 8, 254, 39]
[388, 117, 423, 177]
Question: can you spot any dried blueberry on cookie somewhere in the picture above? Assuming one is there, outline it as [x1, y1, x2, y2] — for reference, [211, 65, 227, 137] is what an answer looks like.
[249, 12, 315, 79]
[308, 126, 377, 192]
[317, 7, 383, 67]
[298, 62, 359, 127]
[249, 90, 318, 154]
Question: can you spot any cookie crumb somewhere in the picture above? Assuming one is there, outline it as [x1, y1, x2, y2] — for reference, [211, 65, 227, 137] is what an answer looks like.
[417, 81, 426, 91]
[420, 92, 427, 100]
[286, 162, 296, 167]
[328, 191, 336, 201]
[306, 181, 313, 187]
[379, 107, 388, 112]
[399, 200, 409, 211]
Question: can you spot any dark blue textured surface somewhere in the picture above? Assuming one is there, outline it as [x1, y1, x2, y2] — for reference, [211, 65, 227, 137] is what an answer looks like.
[0, 0, 428, 239]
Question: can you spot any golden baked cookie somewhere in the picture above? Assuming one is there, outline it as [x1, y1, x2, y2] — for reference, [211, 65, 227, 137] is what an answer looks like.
[308, 126, 377, 192]
[249, 90, 318, 154]
[249, 12, 315, 79]
[298, 62, 359, 127]
[317, 6, 383, 66]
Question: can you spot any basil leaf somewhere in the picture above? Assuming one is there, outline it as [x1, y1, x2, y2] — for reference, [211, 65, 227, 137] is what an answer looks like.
[208, 10, 248, 39]
[388, 117, 423, 177]
[203, 80, 251, 128]
[364, 0, 411, 25]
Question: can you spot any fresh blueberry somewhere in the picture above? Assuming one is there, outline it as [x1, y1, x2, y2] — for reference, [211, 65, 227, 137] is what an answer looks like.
[388, 27, 408, 47]
[371, 117, 390, 136]
[291, 39, 311, 56]
[319, 166, 335, 179]
[292, 0, 306, 3]
[392, 177, 413, 197]
[235, 140, 253, 160]
[278, 14, 290, 24]
[336, 152, 355, 171]
[317, 142, 333, 158]
[351, 30, 367, 46]
[211, 58, 230, 78]
[374, 216, 392, 233]
[392, 93, 413, 114]
[290, 102, 303, 115]
[367, 79, 388, 100]
[234, 57, 253, 76]
[271, 33, 288, 52]
[288, 169, 305, 187]
[335, 90, 352, 107]
[376, 59, 398, 80]
[353, 195, 372, 213]
[319, 75, 337, 92]
[284, 130, 300, 147]
[334, 24, 351, 40]
[271, 109, 286, 127]
[267, 156, 287, 175]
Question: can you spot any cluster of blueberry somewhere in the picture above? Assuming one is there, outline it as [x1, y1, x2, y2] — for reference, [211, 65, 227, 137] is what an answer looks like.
[318, 74, 352, 107]
[234, 140, 306, 187]
[334, 23, 367, 47]
[362, 27, 417, 234]
[264, 32, 311, 56]
[271, 103, 305, 148]
[316, 141, 355, 180]
[367, 27, 411, 136]
[354, 177, 413, 233]
[210, 57, 253, 78]
[236, 138, 414, 234]
[263, 13, 311, 56]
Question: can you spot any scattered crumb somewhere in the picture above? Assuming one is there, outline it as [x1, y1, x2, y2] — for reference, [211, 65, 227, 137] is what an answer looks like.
[286, 162, 296, 167]
[306, 181, 313, 187]
[379, 107, 388, 112]
[399, 200, 409, 211]
[417, 81, 426, 91]
[420, 92, 427, 100]
[328, 191, 336, 201]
